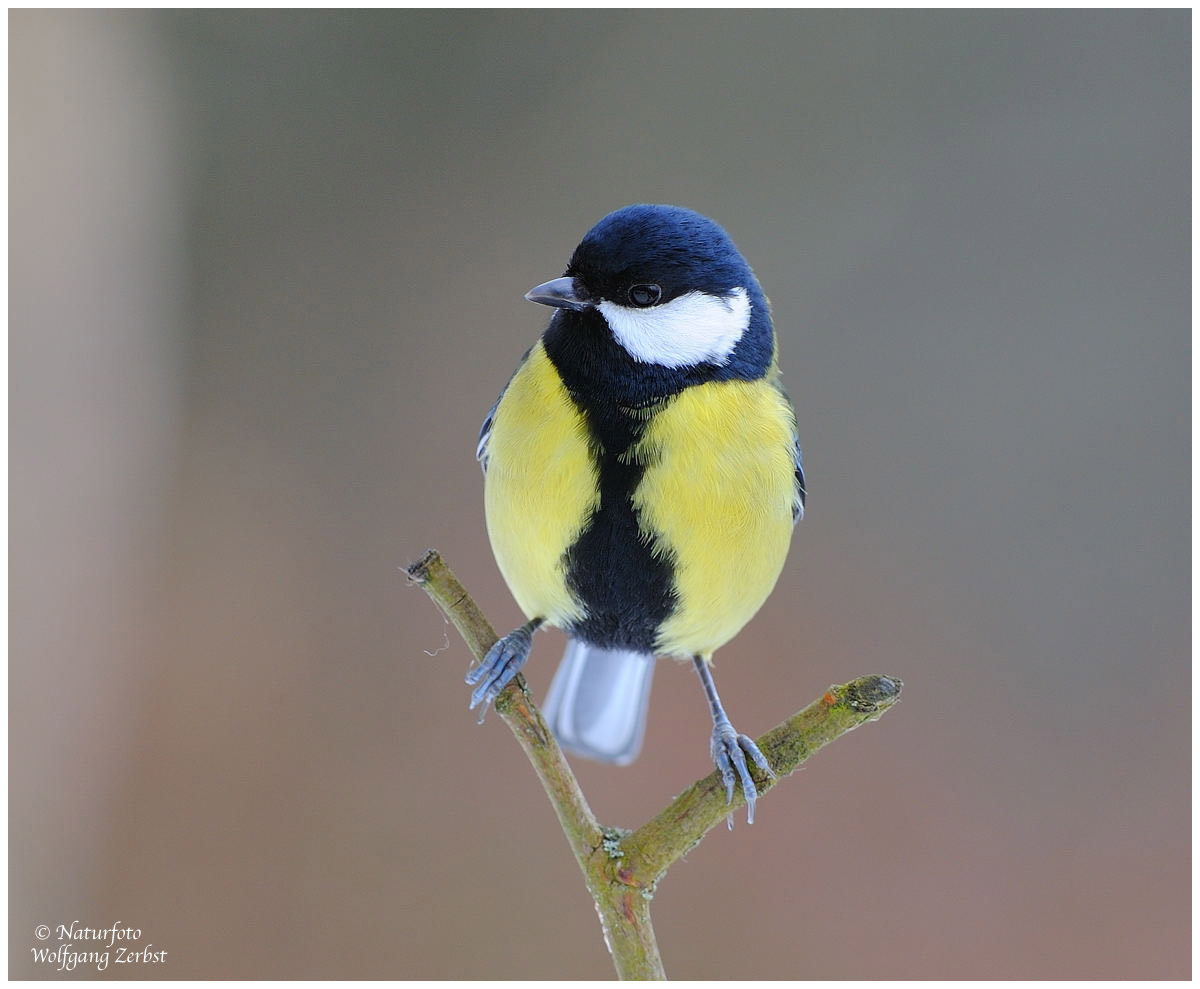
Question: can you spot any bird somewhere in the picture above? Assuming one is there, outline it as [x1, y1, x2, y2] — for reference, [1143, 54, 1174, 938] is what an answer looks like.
[468, 204, 804, 823]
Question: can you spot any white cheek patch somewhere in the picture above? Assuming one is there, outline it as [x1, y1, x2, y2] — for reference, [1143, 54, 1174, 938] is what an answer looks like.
[596, 286, 751, 368]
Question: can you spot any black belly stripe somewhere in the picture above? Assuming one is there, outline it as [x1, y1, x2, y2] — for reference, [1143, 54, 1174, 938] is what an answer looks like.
[561, 413, 677, 652]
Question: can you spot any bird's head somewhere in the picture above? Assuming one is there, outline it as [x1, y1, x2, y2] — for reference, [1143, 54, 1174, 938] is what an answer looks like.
[526, 204, 769, 371]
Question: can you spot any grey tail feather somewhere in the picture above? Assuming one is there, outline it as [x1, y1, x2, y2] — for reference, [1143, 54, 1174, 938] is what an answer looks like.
[542, 638, 656, 766]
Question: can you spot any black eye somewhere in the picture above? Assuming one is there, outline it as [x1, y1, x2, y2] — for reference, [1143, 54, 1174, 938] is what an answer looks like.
[627, 283, 662, 308]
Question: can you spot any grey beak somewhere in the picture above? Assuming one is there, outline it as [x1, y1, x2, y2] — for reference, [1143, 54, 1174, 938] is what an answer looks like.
[524, 276, 593, 311]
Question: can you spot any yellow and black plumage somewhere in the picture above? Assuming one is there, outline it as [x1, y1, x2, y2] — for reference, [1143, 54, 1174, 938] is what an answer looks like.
[469, 204, 804, 821]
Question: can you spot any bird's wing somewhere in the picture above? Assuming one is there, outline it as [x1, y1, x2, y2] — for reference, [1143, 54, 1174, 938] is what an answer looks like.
[476, 395, 501, 473]
[773, 378, 806, 524]
[791, 435, 806, 524]
[477, 345, 534, 474]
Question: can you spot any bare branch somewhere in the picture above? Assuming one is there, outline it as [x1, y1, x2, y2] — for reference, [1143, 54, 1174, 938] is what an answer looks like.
[405, 549, 902, 980]
[619, 674, 902, 886]
[404, 550, 605, 870]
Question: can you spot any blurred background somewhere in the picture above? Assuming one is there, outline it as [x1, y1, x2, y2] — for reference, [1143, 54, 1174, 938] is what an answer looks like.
[10, 9, 1189, 980]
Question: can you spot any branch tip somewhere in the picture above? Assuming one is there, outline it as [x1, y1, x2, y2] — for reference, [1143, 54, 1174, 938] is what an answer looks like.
[404, 548, 440, 585]
[843, 674, 904, 714]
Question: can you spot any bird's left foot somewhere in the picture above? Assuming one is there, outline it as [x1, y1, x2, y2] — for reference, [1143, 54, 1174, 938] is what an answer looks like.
[711, 719, 776, 826]
[465, 619, 541, 721]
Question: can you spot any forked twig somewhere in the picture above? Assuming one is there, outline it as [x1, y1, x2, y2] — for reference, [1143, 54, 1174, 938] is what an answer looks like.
[406, 549, 902, 980]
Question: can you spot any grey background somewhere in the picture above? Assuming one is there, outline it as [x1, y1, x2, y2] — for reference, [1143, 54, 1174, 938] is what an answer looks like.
[11, 9, 1189, 979]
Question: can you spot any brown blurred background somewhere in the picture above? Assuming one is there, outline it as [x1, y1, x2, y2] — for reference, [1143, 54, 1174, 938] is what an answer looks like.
[10, 9, 1189, 980]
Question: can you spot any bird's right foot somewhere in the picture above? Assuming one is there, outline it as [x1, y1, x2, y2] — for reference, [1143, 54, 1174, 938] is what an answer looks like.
[465, 618, 541, 721]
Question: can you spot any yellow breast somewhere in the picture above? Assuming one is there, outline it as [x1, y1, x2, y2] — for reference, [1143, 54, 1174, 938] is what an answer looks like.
[629, 377, 796, 658]
[483, 342, 598, 625]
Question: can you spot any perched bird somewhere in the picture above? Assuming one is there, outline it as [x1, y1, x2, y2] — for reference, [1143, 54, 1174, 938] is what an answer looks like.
[469, 204, 804, 822]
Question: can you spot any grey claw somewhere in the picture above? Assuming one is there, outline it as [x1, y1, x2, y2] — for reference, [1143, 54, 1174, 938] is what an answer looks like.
[464, 657, 489, 686]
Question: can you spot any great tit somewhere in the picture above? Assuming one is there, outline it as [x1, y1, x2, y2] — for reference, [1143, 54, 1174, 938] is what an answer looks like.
[468, 204, 804, 822]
